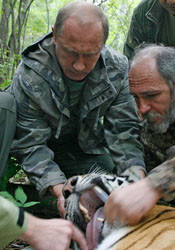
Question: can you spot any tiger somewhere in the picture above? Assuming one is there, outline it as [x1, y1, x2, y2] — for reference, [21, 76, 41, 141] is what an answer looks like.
[62, 170, 175, 250]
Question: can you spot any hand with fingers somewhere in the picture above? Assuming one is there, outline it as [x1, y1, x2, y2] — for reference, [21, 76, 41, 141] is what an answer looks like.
[104, 178, 162, 225]
[21, 215, 88, 250]
[50, 183, 66, 217]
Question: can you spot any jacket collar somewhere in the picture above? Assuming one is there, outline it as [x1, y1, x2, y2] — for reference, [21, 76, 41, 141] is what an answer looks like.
[145, 0, 165, 26]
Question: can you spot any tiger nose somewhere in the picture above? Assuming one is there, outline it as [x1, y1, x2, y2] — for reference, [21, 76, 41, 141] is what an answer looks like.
[70, 177, 78, 187]
[62, 177, 78, 198]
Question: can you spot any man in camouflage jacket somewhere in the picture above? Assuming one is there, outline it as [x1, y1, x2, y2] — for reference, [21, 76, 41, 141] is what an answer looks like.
[8, 1, 145, 214]
[129, 45, 175, 174]
[104, 45, 175, 226]
[123, 0, 175, 60]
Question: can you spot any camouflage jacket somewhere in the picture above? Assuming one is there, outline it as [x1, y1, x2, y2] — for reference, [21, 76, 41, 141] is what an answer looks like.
[123, 0, 167, 60]
[142, 124, 175, 201]
[148, 157, 175, 202]
[8, 32, 145, 195]
[141, 123, 175, 171]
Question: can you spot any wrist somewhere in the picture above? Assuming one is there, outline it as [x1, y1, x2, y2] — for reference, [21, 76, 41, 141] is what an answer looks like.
[50, 183, 64, 198]
[144, 177, 163, 201]
[20, 213, 39, 243]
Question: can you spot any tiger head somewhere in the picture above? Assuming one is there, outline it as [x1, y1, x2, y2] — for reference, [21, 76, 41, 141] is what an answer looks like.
[62, 169, 139, 249]
[62, 169, 175, 250]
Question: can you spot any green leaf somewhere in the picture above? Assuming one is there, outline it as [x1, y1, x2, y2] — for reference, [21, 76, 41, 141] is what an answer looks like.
[0, 191, 20, 206]
[23, 201, 40, 208]
[15, 186, 27, 204]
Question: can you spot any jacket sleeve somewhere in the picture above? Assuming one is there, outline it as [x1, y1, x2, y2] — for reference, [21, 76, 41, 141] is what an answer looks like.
[123, 5, 147, 60]
[104, 55, 145, 176]
[0, 196, 28, 248]
[0, 92, 16, 178]
[9, 73, 67, 196]
[147, 157, 175, 201]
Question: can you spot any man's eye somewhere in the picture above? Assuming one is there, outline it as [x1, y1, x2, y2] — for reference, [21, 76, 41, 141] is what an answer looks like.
[147, 93, 159, 98]
[132, 94, 138, 100]
[64, 49, 78, 57]
[86, 52, 99, 58]
[69, 51, 78, 57]
[84, 54, 95, 58]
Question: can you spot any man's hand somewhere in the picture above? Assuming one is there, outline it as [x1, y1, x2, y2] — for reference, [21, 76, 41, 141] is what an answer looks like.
[104, 178, 162, 225]
[50, 184, 65, 217]
[21, 214, 87, 250]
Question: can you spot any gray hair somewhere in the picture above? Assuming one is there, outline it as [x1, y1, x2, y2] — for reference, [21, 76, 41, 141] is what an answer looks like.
[54, 1, 109, 44]
[131, 44, 175, 93]
[131, 44, 175, 127]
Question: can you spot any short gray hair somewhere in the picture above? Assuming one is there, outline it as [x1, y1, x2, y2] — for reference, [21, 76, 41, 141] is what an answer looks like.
[131, 44, 175, 93]
[54, 1, 109, 44]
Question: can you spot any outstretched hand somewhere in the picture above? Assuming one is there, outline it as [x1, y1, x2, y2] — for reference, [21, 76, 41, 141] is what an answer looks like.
[104, 178, 162, 225]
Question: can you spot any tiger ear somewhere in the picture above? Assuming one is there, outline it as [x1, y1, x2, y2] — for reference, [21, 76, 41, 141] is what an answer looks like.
[118, 179, 124, 186]
[120, 166, 145, 183]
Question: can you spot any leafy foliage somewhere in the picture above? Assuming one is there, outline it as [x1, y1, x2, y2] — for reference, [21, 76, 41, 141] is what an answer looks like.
[104, 0, 140, 51]
[23, 0, 140, 51]
[0, 186, 40, 207]
[0, 157, 39, 208]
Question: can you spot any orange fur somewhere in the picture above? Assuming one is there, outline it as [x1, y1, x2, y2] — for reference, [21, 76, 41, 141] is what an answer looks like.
[109, 205, 175, 250]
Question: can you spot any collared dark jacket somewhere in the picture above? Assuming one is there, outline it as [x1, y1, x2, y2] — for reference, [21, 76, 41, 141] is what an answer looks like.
[9, 32, 145, 195]
[123, 0, 167, 60]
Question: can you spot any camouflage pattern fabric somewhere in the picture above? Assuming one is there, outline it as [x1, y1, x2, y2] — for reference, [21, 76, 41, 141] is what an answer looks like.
[8, 32, 145, 196]
[141, 124, 175, 171]
[123, 0, 167, 60]
[148, 157, 175, 201]
[142, 124, 175, 201]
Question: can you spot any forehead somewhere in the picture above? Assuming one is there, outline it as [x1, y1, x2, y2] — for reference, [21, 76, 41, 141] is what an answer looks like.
[59, 17, 104, 50]
[129, 58, 169, 94]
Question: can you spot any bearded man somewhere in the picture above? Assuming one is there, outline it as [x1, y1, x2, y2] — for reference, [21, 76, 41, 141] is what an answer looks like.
[104, 45, 175, 226]
[129, 45, 175, 171]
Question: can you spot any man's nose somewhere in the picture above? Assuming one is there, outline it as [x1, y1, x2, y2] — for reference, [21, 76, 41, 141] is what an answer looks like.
[73, 56, 85, 72]
[138, 99, 151, 117]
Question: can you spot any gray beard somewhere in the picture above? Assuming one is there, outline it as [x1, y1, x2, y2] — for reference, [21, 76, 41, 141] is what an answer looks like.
[143, 101, 175, 134]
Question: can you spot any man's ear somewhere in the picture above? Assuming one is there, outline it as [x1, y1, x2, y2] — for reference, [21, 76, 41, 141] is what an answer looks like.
[52, 26, 56, 45]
